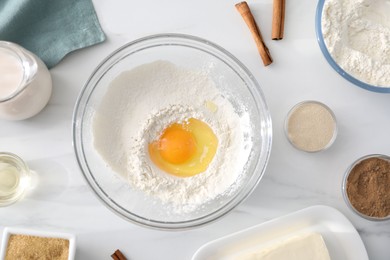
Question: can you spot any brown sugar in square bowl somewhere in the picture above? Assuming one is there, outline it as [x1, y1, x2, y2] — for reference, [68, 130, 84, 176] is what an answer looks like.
[0, 227, 76, 260]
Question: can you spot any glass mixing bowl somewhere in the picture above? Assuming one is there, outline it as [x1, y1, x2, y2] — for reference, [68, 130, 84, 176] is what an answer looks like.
[315, 0, 390, 93]
[73, 34, 272, 229]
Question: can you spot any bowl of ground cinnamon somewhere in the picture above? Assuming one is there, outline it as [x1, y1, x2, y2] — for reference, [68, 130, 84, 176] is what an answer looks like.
[342, 154, 390, 221]
[0, 227, 76, 260]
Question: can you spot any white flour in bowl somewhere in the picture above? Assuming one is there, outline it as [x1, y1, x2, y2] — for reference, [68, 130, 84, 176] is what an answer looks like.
[322, 0, 390, 87]
[92, 60, 252, 213]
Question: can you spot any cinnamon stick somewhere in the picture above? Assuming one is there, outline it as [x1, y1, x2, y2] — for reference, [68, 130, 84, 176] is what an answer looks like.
[272, 0, 285, 40]
[111, 254, 120, 260]
[111, 249, 127, 260]
[235, 1, 273, 66]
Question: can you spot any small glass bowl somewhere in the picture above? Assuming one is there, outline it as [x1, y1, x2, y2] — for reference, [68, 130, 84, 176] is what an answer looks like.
[342, 154, 390, 221]
[315, 0, 390, 93]
[284, 101, 337, 153]
[0, 152, 31, 206]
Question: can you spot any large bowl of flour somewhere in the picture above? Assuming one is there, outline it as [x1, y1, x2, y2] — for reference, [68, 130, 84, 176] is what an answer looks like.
[73, 34, 272, 229]
[316, 0, 390, 93]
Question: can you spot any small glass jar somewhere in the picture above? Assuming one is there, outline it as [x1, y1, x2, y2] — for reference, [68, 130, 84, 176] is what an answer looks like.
[0, 152, 31, 206]
[0, 41, 52, 120]
[284, 100, 337, 152]
[342, 154, 390, 221]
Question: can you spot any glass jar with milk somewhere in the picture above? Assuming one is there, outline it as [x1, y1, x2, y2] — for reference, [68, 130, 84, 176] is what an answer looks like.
[0, 41, 52, 120]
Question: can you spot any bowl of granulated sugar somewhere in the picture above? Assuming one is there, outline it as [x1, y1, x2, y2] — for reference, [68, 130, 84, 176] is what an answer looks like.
[316, 0, 390, 93]
[73, 34, 272, 229]
[285, 101, 337, 152]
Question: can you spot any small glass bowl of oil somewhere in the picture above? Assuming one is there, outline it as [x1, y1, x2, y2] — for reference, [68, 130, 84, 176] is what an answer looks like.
[0, 152, 31, 206]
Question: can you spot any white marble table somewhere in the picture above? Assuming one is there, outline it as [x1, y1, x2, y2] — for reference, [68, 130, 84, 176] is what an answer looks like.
[1, 0, 390, 259]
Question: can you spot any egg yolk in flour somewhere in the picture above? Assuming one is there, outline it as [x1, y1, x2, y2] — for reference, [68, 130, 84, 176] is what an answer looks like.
[148, 118, 218, 177]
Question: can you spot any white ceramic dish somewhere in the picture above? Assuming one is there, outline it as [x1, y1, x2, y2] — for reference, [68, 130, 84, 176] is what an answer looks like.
[0, 227, 76, 260]
[192, 205, 368, 260]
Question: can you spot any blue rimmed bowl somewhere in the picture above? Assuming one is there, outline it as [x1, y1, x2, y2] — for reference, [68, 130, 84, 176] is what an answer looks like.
[315, 0, 390, 93]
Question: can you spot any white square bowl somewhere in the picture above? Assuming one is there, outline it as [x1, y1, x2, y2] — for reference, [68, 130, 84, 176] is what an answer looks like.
[0, 227, 76, 260]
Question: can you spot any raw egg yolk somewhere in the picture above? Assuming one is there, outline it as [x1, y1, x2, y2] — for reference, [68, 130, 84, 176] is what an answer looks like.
[148, 118, 218, 178]
[158, 125, 196, 164]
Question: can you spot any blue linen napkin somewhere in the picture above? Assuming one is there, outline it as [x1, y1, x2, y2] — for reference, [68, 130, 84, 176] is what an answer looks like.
[0, 0, 105, 68]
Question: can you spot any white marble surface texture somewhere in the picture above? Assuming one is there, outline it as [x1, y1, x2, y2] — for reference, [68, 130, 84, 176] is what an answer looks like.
[1, 0, 390, 259]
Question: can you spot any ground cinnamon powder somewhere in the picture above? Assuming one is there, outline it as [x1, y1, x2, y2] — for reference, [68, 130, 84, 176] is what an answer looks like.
[5, 234, 69, 260]
[346, 157, 390, 218]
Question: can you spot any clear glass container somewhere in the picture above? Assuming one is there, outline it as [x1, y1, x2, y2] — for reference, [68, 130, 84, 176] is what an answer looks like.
[0, 152, 31, 206]
[284, 100, 337, 152]
[0, 41, 52, 120]
[342, 154, 390, 221]
[73, 34, 272, 229]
